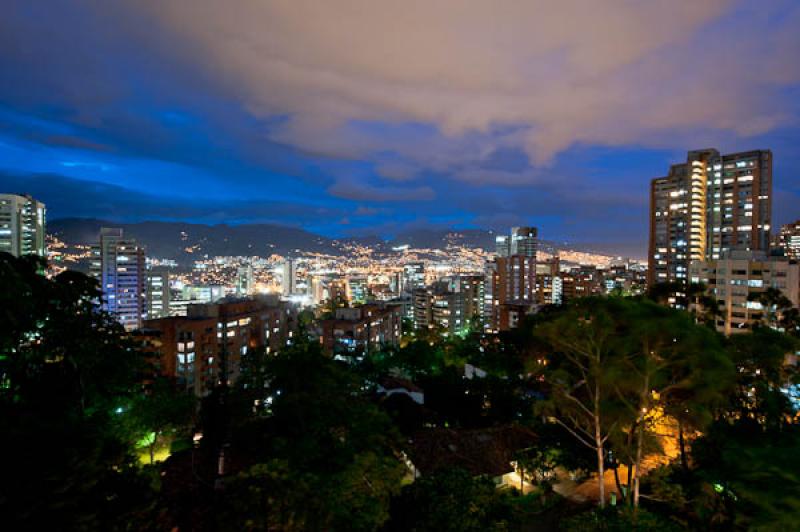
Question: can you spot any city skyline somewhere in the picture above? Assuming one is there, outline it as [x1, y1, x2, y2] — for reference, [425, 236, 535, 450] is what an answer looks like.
[2, 1, 800, 258]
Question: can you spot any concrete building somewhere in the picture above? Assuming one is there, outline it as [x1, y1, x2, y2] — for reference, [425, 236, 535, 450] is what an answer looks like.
[319, 304, 402, 357]
[143, 297, 296, 395]
[282, 258, 297, 297]
[403, 262, 425, 293]
[236, 264, 254, 297]
[145, 270, 171, 320]
[649, 149, 772, 288]
[776, 220, 800, 260]
[91, 228, 146, 331]
[689, 250, 799, 335]
[0, 193, 46, 257]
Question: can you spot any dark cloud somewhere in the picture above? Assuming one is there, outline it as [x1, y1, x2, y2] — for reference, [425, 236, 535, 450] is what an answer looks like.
[0, 1, 799, 256]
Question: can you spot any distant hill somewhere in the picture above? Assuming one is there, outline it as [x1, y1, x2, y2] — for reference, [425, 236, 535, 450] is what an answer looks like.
[49, 218, 637, 262]
[48, 218, 348, 260]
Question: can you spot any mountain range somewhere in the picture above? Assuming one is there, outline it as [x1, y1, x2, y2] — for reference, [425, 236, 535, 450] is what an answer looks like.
[48, 218, 631, 262]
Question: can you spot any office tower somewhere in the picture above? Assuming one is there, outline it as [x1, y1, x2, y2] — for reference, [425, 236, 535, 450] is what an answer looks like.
[236, 264, 253, 296]
[648, 149, 772, 287]
[495, 226, 537, 258]
[690, 250, 798, 335]
[776, 220, 800, 259]
[510, 226, 537, 256]
[91, 228, 146, 331]
[281, 258, 296, 296]
[403, 262, 425, 292]
[145, 270, 170, 320]
[0, 194, 46, 257]
[495, 234, 510, 257]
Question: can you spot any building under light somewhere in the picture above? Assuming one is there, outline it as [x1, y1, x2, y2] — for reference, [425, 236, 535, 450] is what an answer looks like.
[648, 149, 772, 291]
[0, 193, 46, 257]
[91, 228, 146, 331]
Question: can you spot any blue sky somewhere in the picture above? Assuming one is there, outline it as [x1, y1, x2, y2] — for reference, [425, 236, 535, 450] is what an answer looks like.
[1, 0, 800, 257]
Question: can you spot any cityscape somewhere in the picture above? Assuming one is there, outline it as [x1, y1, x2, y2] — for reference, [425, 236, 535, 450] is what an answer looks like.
[2, 2, 800, 531]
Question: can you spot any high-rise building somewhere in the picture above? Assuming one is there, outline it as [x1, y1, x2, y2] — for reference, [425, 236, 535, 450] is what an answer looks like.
[403, 262, 425, 293]
[0, 194, 46, 257]
[145, 270, 170, 320]
[487, 226, 538, 332]
[236, 264, 254, 296]
[91, 228, 146, 331]
[776, 220, 800, 260]
[648, 149, 772, 287]
[282, 258, 296, 296]
[495, 226, 537, 258]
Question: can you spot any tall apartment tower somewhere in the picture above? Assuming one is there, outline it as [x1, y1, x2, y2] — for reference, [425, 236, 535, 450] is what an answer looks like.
[648, 149, 772, 286]
[145, 270, 171, 320]
[91, 228, 146, 331]
[282, 258, 296, 297]
[0, 194, 46, 257]
[496, 226, 537, 258]
[487, 226, 538, 331]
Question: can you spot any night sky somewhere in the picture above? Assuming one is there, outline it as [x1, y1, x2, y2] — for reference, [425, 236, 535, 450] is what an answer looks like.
[2, 1, 800, 257]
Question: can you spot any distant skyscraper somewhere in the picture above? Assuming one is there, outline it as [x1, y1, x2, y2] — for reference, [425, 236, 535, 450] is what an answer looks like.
[0, 193, 46, 257]
[146, 270, 170, 320]
[495, 226, 537, 257]
[648, 149, 772, 287]
[347, 276, 369, 304]
[776, 220, 800, 260]
[91, 228, 146, 331]
[236, 264, 254, 296]
[282, 258, 296, 297]
[487, 226, 538, 331]
[403, 262, 425, 293]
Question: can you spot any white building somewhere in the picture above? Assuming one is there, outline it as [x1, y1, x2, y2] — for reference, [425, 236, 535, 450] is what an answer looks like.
[690, 250, 799, 335]
[0, 194, 46, 257]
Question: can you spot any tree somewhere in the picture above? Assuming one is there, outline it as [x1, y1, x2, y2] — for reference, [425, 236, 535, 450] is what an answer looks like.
[0, 252, 155, 528]
[128, 376, 196, 464]
[533, 297, 626, 507]
[609, 299, 733, 506]
[387, 468, 518, 531]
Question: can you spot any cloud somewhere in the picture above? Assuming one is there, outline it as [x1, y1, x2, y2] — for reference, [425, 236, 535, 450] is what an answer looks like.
[125, 0, 800, 169]
[327, 178, 435, 202]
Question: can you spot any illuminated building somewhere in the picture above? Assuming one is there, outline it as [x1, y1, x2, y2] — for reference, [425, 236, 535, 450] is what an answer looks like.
[403, 262, 425, 293]
[690, 250, 798, 335]
[0, 193, 46, 257]
[319, 304, 402, 357]
[649, 149, 772, 289]
[91, 228, 146, 331]
[145, 269, 170, 320]
[347, 276, 369, 304]
[236, 264, 254, 296]
[144, 298, 296, 395]
[776, 220, 800, 260]
[282, 258, 297, 296]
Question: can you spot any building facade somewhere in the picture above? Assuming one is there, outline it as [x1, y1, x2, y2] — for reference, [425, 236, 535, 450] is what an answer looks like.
[319, 304, 402, 357]
[143, 298, 296, 395]
[649, 149, 772, 287]
[689, 250, 798, 335]
[145, 270, 171, 320]
[0, 194, 46, 257]
[776, 220, 800, 260]
[91, 228, 146, 331]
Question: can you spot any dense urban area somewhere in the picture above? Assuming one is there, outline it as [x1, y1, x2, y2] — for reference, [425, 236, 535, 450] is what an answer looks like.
[2, 147, 800, 530]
